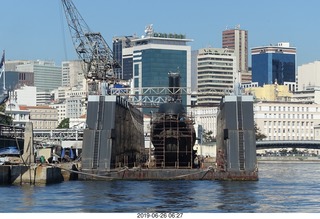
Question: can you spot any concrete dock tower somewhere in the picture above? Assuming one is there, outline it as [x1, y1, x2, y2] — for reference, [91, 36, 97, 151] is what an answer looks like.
[216, 94, 258, 179]
[81, 95, 144, 175]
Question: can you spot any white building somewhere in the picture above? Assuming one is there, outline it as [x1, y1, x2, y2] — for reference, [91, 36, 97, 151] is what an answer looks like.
[50, 102, 66, 124]
[13, 85, 37, 106]
[189, 99, 320, 142]
[62, 60, 84, 88]
[297, 61, 320, 91]
[254, 101, 320, 141]
[50, 86, 87, 123]
[190, 106, 218, 139]
[291, 89, 320, 104]
[16, 60, 62, 92]
[5, 100, 30, 128]
[197, 47, 237, 105]
[37, 91, 53, 105]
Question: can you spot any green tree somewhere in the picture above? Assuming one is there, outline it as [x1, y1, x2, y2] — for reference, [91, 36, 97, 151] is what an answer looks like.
[202, 129, 215, 143]
[255, 122, 267, 141]
[57, 118, 70, 129]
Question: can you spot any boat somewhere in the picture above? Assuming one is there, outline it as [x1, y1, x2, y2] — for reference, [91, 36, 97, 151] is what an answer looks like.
[0, 146, 20, 156]
[0, 146, 22, 165]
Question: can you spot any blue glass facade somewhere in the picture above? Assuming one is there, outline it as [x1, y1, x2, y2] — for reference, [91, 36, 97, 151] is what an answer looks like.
[133, 48, 188, 113]
[252, 52, 295, 86]
[140, 49, 186, 88]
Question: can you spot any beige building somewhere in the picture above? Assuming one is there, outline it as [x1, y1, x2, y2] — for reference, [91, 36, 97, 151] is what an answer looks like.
[245, 83, 292, 101]
[21, 105, 58, 130]
[197, 47, 236, 105]
[254, 101, 320, 141]
[222, 26, 251, 83]
[222, 25, 248, 73]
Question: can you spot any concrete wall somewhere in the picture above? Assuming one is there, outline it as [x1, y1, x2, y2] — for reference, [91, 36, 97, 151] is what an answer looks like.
[0, 165, 63, 185]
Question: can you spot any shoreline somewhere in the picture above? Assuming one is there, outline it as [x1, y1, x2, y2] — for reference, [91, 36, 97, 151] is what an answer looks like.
[257, 156, 320, 162]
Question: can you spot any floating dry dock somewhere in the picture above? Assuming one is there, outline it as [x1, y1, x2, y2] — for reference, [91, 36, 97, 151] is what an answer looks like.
[78, 167, 258, 181]
[78, 88, 258, 181]
[78, 81, 258, 181]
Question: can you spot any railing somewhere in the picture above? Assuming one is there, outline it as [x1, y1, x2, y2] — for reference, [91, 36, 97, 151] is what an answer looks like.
[33, 129, 83, 141]
[256, 140, 320, 149]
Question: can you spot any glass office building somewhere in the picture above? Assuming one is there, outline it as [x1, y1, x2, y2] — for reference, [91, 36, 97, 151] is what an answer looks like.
[129, 26, 192, 114]
[113, 36, 138, 80]
[251, 42, 296, 86]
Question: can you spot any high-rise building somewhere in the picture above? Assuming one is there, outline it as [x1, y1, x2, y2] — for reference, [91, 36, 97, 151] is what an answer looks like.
[251, 42, 296, 87]
[222, 25, 250, 82]
[16, 60, 62, 92]
[197, 47, 237, 105]
[113, 35, 138, 80]
[61, 60, 84, 88]
[128, 25, 193, 113]
[191, 50, 198, 92]
[4, 60, 35, 90]
[0, 70, 34, 91]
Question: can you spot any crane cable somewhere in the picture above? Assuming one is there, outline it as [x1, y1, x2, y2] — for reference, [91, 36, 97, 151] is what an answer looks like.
[58, 0, 68, 61]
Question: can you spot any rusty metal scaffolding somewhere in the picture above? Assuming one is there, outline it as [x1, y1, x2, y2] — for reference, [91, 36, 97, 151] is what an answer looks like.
[150, 112, 196, 169]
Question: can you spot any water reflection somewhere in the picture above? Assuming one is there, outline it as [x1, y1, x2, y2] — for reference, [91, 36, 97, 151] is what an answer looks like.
[216, 181, 259, 212]
[148, 180, 198, 212]
[2, 162, 320, 213]
[19, 185, 36, 211]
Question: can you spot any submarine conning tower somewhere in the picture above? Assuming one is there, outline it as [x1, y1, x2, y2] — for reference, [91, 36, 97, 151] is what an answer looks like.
[150, 72, 196, 169]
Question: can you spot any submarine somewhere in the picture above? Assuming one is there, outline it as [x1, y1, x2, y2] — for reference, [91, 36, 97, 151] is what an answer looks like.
[150, 72, 197, 168]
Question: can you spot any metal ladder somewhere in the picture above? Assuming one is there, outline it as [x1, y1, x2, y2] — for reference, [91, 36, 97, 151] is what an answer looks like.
[92, 96, 104, 169]
[237, 100, 245, 170]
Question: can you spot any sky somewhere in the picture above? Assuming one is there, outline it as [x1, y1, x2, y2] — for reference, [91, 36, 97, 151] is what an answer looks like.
[1, 0, 320, 67]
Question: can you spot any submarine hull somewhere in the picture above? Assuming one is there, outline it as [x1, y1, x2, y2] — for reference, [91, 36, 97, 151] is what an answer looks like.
[151, 103, 196, 168]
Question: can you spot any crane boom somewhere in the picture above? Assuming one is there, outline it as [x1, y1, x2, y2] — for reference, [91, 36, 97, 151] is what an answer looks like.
[61, 0, 120, 94]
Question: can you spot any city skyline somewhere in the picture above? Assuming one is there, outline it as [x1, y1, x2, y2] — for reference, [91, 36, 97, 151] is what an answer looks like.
[1, 0, 320, 67]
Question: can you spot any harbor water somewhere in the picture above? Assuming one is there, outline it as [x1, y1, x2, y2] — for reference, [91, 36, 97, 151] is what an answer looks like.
[1, 161, 320, 213]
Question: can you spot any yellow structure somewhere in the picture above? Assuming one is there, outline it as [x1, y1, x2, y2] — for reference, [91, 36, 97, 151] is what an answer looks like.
[244, 83, 292, 101]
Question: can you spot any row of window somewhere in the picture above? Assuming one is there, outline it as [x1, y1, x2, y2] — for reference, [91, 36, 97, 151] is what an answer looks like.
[266, 136, 313, 140]
[264, 121, 314, 126]
[258, 106, 316, 112]
[265, 128, 313, 134]
[198, 62, 233, 66]
[263, 113, 313, 119]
